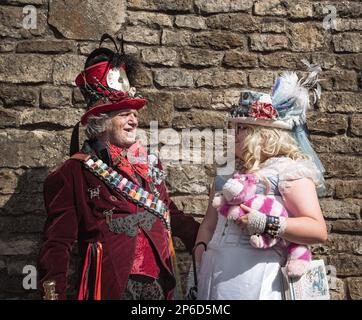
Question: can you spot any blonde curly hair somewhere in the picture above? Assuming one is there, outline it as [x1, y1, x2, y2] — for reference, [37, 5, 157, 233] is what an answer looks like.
[238, 125, 310, 173]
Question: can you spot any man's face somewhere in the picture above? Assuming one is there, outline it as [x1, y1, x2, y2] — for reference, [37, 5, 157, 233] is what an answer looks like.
[107, 109, 139, 147]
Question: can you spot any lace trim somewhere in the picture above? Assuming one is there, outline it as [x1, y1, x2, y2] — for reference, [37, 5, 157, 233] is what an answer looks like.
[258, 157, 320, 197]
[279, 160, 319, 183]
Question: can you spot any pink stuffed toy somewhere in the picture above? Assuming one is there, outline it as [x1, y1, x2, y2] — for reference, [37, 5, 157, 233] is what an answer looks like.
[212, 173, 311, 277]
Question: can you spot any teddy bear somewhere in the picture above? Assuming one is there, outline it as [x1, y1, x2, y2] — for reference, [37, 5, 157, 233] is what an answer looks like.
[212, 173, 311, 277]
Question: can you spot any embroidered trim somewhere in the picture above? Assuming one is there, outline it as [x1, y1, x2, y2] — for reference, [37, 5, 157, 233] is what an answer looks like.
[83, 156, 171, 230]
[104, 210, 157, 237]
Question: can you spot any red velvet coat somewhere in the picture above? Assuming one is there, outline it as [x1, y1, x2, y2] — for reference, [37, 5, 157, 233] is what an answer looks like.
[37, 155, 200, 300]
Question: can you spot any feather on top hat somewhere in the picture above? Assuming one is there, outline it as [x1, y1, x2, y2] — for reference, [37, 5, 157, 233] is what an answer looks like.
[75, 33, 147, 125]
[230, 60, 322, 130]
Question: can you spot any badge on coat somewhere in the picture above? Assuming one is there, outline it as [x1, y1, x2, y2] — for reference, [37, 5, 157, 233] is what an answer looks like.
[88, 185, 101, 200]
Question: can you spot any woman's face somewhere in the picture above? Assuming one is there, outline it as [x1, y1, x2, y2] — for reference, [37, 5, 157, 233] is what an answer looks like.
[234, 124, 249, 159]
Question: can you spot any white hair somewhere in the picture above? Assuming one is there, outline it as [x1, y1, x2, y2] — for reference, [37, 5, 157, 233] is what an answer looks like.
[85, 113, 113, 140]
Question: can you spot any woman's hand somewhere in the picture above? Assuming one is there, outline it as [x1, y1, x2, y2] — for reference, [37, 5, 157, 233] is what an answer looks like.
[235, 204, 270, 235]
[234, 213, 248, 230]
[234, 204, 254, 231]
[235, 178, 328, 245]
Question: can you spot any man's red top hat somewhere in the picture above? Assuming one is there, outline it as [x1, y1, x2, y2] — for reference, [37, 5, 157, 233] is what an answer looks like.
[75, 34, 147, 125]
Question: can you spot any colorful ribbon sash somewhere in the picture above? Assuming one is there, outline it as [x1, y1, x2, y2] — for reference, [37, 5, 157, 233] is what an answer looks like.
[83, 156, 171, 230]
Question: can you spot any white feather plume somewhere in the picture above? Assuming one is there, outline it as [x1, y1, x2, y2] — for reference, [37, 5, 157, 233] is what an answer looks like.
[271, 60, 322, 123]
[300, 59, 322, 103]
[271, 71, 309, 114]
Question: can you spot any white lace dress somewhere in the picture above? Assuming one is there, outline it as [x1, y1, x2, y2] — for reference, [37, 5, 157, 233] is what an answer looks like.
[197, 157, 320, 300]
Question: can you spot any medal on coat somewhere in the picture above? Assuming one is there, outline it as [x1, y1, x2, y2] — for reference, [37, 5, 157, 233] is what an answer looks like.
[88, 185, 101, 199]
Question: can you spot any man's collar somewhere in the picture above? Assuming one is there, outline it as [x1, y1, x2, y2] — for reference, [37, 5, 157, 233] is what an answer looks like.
[81, 139, 113, 167]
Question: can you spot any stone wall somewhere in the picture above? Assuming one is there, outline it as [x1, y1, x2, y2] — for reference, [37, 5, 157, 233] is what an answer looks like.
[0, 0, 361, 299]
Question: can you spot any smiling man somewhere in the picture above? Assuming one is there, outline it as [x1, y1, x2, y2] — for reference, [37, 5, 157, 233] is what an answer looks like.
[37, 35, 200, 300]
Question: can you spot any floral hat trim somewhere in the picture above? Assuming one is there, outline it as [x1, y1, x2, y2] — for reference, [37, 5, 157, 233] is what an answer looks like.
[230, 60, 322, 130]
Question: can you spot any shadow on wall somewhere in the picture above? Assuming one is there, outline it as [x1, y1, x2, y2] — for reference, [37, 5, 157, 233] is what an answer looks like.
[0, 167, 80, 300]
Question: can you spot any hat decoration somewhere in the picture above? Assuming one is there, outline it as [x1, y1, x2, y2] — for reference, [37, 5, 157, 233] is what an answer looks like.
[75, 33, 147, 125]
[230, 60, 326, 197]
[230, 60, 322, 130]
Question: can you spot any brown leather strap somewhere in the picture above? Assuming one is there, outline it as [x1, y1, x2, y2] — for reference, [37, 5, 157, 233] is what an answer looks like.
[70, 152, 91, 162]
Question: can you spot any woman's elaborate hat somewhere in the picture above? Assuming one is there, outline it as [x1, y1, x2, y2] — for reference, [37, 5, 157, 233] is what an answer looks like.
[230, 60, 327, 196]
[230, 60, 322, 130]
[75, 33, 147, 125]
